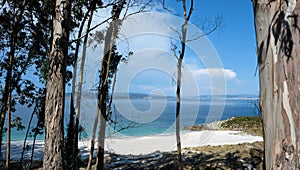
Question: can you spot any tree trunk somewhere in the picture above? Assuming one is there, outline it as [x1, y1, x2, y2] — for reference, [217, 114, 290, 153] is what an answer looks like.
[252, 0, 300, 169]
[96, 1, 126, 169]
[97, 105, 107, 170]
[86, 107, 99, 170]
[30, 130, 38, 170]
[175, 1, 193, 169]
[176, 57, 183, 170]
[0, 86, 8, 160]
[73, 6, 95, 169]
[96, 22, 114, 170]
[43, 0, 70, 169]
[0, 0, 27, 159]
[4, 32, 15, 168]
[0, 83, 8, 159]
[20, 105, 36, 167]
[70, 5, 90, 170]
[6, 87, 12, 168]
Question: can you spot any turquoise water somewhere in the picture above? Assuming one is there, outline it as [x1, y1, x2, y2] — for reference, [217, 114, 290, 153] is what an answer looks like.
[5, 95, 259, 141]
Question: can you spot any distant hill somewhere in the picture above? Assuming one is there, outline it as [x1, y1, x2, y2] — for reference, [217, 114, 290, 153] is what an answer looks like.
[66, 91, 258, 101]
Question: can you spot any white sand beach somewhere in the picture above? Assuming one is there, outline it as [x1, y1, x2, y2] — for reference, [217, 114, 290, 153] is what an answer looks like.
[103, 130, 263, 155]
[2, 130, 263, 161]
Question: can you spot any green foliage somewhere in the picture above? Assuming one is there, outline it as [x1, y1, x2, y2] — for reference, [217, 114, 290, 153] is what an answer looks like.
[11, 116, 25, 131]
[88, 30, 105, 49]
[220, 116, 263, 136]
[33, 88, 46, 136]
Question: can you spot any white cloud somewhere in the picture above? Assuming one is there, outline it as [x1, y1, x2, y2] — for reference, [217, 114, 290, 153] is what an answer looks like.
[82, 12, 230, 96]
[191, 68, 237, 80]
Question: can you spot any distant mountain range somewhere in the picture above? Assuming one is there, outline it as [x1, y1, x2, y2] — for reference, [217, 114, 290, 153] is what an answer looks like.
[66, 91, 258, 100]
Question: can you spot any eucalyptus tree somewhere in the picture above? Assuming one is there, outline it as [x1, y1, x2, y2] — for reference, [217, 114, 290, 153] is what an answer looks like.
[0, 0, 87, 169]
[252, 0, 300, 169]
[0, 1, 28, 165]
[66, 0, 102, 168]
[43, 0, 71, 169]
[96, 2, 126, 169]
[0, 0, 54, 168]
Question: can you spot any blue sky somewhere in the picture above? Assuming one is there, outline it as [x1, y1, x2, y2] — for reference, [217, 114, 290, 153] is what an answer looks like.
[83, 1, 259, 96]
[196, 0, 258, 95]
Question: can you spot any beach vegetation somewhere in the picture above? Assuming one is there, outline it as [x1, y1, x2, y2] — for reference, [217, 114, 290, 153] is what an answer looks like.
[220, 116, 263, 136]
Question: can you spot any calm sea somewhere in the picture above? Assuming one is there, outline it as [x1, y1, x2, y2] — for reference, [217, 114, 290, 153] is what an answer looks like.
[5, 94, 260, 141]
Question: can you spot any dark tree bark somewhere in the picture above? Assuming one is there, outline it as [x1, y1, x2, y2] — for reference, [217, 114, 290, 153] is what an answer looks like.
[0, 0, 27, 160]
[43, 0, 71, 169]
[6, 74, 12, 168]
[252, 0, 300, 169]
[86, 107, 99, 170]
[69, 7, 89, 170]
[20, 104, 38, 168]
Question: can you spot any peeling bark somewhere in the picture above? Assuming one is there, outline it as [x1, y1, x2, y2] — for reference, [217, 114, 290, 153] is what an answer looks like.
[43, 0, 71, 169]
[252, 0, 300, 169]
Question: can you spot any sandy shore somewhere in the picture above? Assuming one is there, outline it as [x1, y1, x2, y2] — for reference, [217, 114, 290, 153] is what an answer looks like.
[1, 130, 263, 161]
[104, 130, 263, 155]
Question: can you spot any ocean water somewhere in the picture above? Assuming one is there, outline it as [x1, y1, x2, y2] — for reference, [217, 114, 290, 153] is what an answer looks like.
[5, 95, 260, 141]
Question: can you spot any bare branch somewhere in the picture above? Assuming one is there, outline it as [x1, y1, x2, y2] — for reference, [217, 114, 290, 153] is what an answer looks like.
[122, 0, 132, 18]
[166, 23, 181, 38]
[171, 40, 179, 60]
[106, 121, 138, 138]
[97, 2, 115, 9]
[161, 0, 178, 15]
[186, 16, 223, 42]
[182, 0, 187, 20]
[186, 0, 194, 21]
[117, 33, 131, 56]
[122, 0, 152, 21]
[70, 16, 112, 43]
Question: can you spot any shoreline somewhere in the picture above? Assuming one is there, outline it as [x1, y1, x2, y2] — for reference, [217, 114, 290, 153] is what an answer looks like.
[1, 129, 263, 161]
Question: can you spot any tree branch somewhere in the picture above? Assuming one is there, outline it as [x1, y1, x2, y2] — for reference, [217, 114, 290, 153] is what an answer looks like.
[70, 16, 113, 43]
[161, 0, 178, 15]
[186, 0, 194, 21]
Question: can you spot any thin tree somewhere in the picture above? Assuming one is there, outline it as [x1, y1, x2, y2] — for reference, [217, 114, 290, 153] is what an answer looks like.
[70, 2, 118, 168]
[0, 0, 28, 167]
[69, 1, 107, 168]
[69, 6, 89, 170]
[20, 104, 37, 167]
[252, 0, 300, 169]
[79, 1, 152, 168]
[19, 88, 45, 169]
[43, 0, 71, 169]
[72, 2, 98, 169]
[174, 0, 194, 169]
[96, 2, 126, 168]
[164, 0, 222, 168]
